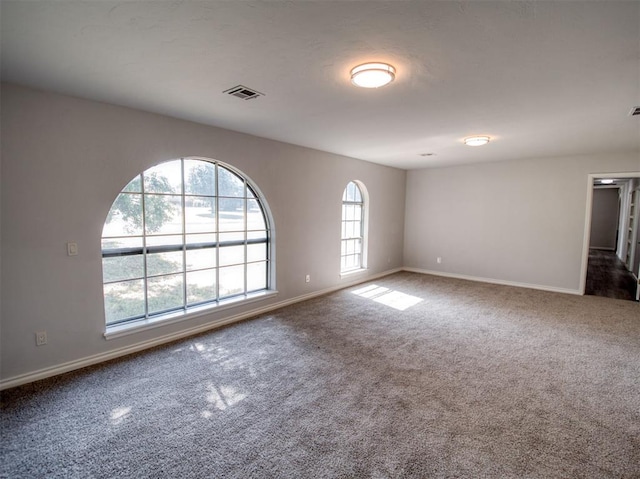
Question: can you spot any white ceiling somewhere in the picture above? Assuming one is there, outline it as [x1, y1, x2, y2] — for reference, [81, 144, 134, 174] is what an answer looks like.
[1, 1, 638, 170]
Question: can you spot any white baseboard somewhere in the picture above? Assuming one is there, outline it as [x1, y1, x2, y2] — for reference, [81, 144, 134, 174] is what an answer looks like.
[0, 267, 402, 391]
[402, 267, 582, 296]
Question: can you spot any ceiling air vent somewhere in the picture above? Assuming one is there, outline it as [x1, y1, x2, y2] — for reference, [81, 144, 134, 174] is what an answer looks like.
[223, 85, 264, 100]
[630, 106, 640, 116]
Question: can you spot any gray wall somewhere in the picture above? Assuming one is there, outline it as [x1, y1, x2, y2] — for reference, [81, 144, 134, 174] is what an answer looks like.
[2, 81, 638, 384]
[0, 84, 406, 382]
[589, 188, 619, 250]
[404, 154, 640, 292]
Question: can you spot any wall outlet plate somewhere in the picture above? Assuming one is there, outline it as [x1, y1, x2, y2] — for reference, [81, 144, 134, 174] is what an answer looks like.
[67, 242, 78, 256]
[36, 331, 47, 346]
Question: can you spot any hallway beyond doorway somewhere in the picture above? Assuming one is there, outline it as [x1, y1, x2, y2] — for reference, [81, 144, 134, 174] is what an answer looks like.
[585, 249, 637, 301]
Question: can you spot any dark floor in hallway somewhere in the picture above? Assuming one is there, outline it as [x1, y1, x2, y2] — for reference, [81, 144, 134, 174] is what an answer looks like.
[585, 249, 637, 301]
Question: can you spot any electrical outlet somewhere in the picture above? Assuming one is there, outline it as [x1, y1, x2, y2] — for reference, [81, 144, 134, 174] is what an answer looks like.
[437, 257, 442, 264]
[36, 331, 47, 346]
[305, 274, 311, 283]
[67, 242, 78, 256]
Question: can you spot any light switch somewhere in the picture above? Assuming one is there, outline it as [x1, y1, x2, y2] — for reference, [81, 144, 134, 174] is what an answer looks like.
[67, 242, 78, 256]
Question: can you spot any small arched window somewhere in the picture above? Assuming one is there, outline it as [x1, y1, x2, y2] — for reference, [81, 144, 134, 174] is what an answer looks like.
[341, 181, 367, 273]
[101, 158, 272, 327]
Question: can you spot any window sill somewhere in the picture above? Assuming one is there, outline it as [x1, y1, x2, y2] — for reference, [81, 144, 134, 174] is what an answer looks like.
[104, 290, 279, 340]
[340, 268, 368, 279]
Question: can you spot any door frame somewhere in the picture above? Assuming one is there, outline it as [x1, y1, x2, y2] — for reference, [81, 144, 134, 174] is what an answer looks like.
[579, 172, 640, 295]
[627, 189, 640, 272]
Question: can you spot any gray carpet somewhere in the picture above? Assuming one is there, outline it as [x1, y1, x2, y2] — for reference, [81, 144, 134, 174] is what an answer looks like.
[2, 272, 639, 478]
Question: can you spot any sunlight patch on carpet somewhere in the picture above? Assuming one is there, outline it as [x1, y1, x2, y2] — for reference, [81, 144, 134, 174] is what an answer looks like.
[351, 284, 423, 311]
[206, 383, 247, 411]
[110, 406, 132, 425]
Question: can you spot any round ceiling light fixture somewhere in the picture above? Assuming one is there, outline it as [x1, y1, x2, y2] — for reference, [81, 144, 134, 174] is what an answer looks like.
[599, 179, 615, 184]
[350, 62, 396, 88]
[464, 136, 490, 146]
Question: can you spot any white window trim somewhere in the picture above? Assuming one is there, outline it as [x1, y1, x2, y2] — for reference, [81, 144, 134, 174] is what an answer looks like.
[340, 180, 369, 273]
[340, 267, 369, 279]
[104, 290, 278, 340]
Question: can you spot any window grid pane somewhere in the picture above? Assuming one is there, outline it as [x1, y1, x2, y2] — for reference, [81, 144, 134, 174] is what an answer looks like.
[102, 159, 271, 326]
[186, 269, 217, 305]
[103, 255, 145, 283]
[147, 273, 184, 315]
[102, 193, 143, 237]
[247, 262, 267, 292]
[104, 279, 145, 325]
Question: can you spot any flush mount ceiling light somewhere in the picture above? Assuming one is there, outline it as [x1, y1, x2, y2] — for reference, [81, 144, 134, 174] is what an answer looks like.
[599, 179, 615, 184]
[464, 136, 490, 146]
[350, 62, 396, 88]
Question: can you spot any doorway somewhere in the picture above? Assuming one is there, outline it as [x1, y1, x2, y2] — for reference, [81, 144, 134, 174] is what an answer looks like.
[581, 173, 640, 302]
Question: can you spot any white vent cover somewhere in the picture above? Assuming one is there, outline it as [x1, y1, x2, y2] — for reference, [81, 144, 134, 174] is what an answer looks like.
[223, 85, 264, 100]
[630, 106, 640, 116]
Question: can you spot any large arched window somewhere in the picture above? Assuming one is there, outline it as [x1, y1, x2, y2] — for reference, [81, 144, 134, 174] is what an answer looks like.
[341, 181, 367, 273]
[101, 158, 272, 327]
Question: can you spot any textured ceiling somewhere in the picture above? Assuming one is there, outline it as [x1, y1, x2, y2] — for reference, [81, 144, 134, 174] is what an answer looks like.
[1, 1, 638, 169]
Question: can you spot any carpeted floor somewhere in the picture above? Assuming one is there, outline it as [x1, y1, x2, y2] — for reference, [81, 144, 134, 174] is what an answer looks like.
[2, 272, 639, 478]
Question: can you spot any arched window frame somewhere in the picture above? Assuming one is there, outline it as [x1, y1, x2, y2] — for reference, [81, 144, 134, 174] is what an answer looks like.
[340, 180, 369, 274]
[101, 157, 275, 336]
